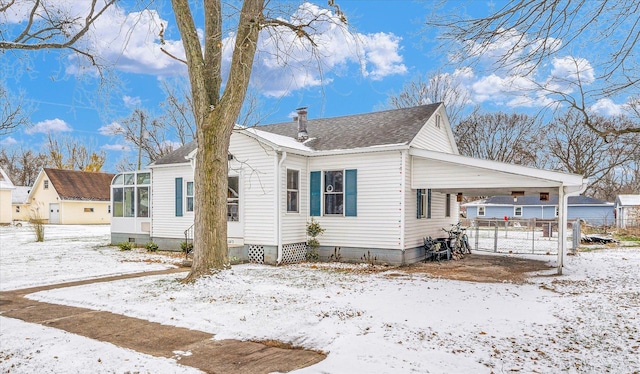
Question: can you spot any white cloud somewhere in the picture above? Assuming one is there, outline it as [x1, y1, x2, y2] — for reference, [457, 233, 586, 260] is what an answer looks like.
[546, 56, 595, 93]
[98, 122, 124, 136]
[228, 2, 406, 97]
[101, 143, 130, 152]
[0, 137, 18, 146]
[26, 119, 72, 134]
[359, 33, 407, 80]
[591, 98, 623, 116]
[9, 1, 405, 97]
[123, 96, 141, 109]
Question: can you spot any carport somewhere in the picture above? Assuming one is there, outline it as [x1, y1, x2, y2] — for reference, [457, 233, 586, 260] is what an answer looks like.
[410, 149, 588, 274]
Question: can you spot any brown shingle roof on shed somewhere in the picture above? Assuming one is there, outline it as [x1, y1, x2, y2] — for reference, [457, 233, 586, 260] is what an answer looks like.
[44, 168, 115, 201]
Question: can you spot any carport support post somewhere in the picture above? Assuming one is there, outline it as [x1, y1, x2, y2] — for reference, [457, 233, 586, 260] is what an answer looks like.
[557, 186, 567, 275]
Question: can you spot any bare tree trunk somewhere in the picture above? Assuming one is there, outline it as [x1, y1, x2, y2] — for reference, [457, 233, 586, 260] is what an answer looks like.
[175, 0, 263, 282]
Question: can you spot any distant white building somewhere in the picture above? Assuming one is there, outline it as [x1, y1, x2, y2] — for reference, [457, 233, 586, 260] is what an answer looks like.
[0, 167, 15, 224]
[111, 104, 586, 266]
[615, 194, 640, 229]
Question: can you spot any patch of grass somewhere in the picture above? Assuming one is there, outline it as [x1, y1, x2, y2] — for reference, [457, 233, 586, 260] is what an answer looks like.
[616, 234, 640, 242]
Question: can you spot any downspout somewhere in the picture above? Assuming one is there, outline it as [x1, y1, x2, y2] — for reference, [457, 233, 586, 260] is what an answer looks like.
[557, 179, 588, 275]
[400, 150, 407, 265]
[276, 151, 287, 265]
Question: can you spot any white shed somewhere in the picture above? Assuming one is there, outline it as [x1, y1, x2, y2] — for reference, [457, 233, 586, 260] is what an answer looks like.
[615, 194, 640, 229]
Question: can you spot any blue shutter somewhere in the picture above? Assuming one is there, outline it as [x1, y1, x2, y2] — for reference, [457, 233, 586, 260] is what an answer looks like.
[416, 189, 423, 219]
[345, 169, 357, 216]
[427, 188, 432, 219]
[310, 171, 321, 216]
[175, 178, 183, 217]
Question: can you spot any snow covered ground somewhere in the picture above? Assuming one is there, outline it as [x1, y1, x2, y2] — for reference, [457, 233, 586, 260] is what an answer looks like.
[1, 224, 639, 373]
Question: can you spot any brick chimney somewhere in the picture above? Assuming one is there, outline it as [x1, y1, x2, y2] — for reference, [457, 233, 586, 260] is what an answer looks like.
[296, 107, 308, 142]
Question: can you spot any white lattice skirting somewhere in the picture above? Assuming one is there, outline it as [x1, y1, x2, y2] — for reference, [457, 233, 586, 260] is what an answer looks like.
[248, 245, 265, 264]
[281, 242, 308, 264]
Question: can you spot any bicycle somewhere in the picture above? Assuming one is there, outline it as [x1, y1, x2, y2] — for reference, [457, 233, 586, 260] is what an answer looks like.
[442, 222, 471, 257]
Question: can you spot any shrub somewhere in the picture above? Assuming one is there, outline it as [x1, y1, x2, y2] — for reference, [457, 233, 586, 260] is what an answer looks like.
[118, 242, 133, 251]
[29, 203, 46, 242]
[180, 241, 193, 254]
[306, 219, 325, 261]
[145, 241, 159, 252]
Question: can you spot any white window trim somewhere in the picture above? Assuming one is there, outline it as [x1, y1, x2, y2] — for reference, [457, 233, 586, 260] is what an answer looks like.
[185, 181, 194, 213]
[514, 206, 523, 217]
[286, 169, 300, 214]
[478, 206, 485, 216]
[323, 169, 345, 217]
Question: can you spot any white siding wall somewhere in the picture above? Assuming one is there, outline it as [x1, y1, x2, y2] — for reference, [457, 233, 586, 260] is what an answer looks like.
[229, 133, 277, 246]
[410, 106, 457, 153]
[308, 151, 403, 250]
[280, 154, 308, 244]
[150, 163, 195, 240]
[403, 181, 459, 249]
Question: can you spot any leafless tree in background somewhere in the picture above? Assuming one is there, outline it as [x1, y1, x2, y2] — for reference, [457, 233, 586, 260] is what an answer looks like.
[428, 0, 640, 136]
[0, 84, 32, 135]
[0, 147, 47, 186]
[453, 109, 543, 166]
[46, 134, 106, 171]
[542, 110, 640, 198]
[386, 70, 471, 126]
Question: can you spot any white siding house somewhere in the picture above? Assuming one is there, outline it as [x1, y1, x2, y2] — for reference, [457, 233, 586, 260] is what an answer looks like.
[110, 104, 587, 268]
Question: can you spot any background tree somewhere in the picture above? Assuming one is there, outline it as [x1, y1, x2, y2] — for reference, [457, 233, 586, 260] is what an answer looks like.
[453, 109, 543, 166]
[1, 84, 32, 135]
[0, 0, 118, 63]
[170, 0, 348, 281]
[108, 81, 196, 170]
[0, 147, 48, 186]
[46, 134, 106, 171]
[386, 70, 470, 126]
[428, 0, 640, 136]
[542, 110, 640, 198]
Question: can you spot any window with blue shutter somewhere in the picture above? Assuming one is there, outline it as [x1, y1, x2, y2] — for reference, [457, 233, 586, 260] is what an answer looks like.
[310, 171, 321, 216]
[175, 177, 183, 217]
[345, 169, 357, 216]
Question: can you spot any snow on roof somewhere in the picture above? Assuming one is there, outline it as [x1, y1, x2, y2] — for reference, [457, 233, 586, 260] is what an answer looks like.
[240, 127, 314, 153]
[617, 194, 640, 206]
[12, 186, 31, 204]
[0, 167, 15, 190]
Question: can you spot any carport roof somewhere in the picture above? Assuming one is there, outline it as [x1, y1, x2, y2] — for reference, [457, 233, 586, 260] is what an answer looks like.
[410, 148, 587, 196]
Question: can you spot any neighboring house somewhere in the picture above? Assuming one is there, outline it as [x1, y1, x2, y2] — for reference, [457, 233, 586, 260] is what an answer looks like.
[464, 195, 615, 226]
[615, 194, 640, 228]
[12, 186, 32, 221]
[111, 104, 586, 265]
[0, 167, 15, 224]
[28, 168, 115, 224]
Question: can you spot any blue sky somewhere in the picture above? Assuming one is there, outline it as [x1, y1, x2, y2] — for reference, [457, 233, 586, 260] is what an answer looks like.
[1, 0, 634, 172]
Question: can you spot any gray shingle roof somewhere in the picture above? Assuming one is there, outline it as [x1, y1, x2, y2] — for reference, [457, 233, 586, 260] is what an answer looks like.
[153, 104, 442, 165]
[258, 103, 441, 151]
[152, 141, 197, 165]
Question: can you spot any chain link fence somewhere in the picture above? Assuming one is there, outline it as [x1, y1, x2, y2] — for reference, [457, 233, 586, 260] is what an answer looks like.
[461, 218, 581, 255]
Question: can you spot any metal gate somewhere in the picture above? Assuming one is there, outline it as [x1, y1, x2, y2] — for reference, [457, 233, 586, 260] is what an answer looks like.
[464, 218, 575, 255]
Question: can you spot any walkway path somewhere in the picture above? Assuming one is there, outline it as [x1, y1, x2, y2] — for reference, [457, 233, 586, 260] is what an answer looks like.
[0, 268, 325, 373]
